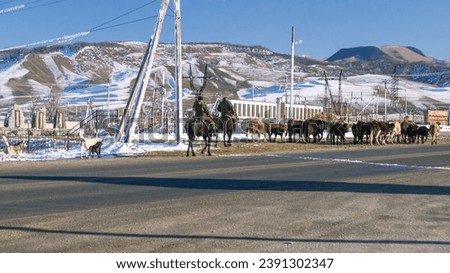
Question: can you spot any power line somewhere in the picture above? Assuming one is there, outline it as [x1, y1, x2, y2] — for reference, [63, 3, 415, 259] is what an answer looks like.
[90, 0, 159, 32]
[0, 0, 22, 6]
[1, 0, 166, 51]
[90, 15, 159, 33]
[21, 0, 68, 12]
[0, 0, 67, 14]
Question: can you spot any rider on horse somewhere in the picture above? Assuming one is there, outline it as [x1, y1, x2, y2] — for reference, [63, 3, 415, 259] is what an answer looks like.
[217, 97, 237, 123]
[192, 95, 214, 128]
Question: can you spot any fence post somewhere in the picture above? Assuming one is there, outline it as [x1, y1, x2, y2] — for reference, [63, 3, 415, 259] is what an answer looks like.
[27, 122, 31, 154]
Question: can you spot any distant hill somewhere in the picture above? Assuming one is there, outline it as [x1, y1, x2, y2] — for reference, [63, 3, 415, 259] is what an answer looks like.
[327, 46, 386, 62]
[327, 45, 435, 63]
[326, 45, 450, 86]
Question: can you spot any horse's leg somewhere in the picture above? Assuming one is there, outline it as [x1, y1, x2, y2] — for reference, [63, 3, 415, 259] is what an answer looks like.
[222, 130, 227, 147]
[186, 140, 193, 156]
[189, 135, 196, 156]
[186, 132, 191, 156]
[202, 135, 212, 155]
[207, 135, 212, 155]
[189, 140, 195, 156]
[201, 136, 207, 154]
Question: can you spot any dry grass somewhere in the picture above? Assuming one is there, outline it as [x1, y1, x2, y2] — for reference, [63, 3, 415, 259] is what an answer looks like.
[143, 133, 450, 157]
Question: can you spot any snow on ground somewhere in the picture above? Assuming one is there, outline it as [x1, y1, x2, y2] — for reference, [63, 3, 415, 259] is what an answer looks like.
[3, 125, 450, 162]
[240, 74, 450, 111]
[2, 135, 189, 162]
[2, 71, 450, 162]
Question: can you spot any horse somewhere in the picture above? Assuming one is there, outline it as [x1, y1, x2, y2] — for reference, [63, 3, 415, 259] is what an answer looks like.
[185, 118, 218, 156]
[220, 114, 236, 147]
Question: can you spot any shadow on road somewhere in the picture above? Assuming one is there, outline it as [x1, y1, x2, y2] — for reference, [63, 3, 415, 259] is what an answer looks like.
[2, 175, 450, 196]
[1, 225, 450, 247]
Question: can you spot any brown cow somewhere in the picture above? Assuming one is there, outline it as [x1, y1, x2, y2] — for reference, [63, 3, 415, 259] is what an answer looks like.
[243, 119, 266, 142]
[430, 122, 441, 144]
[265, 122, 287, 142]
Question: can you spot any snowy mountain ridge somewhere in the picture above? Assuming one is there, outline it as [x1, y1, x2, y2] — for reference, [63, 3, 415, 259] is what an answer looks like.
[0, 42, 450, 117]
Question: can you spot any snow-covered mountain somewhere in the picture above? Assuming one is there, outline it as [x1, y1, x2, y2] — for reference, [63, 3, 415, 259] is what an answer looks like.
[0, 42, 449, 118]
[327, 45, 450, 86]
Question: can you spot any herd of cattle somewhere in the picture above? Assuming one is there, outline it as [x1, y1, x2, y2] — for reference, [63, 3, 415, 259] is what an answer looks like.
[242, 118, 442, 145]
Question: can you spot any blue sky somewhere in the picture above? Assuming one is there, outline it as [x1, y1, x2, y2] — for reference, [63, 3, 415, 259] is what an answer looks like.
[1, 0, 449, 60]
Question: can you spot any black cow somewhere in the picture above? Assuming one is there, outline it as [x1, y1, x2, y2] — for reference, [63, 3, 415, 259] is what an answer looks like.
[303, 119, 326, 143]
[287, 119, 304, 143]
[352, 121, 373, 144]
[415, 126, 429, 144]
[405, 124, 419, 143]
[330, 122, 350, 145]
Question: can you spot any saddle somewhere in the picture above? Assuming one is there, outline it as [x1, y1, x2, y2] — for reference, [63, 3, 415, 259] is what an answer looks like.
[191, 117, 216, 135]
[222, 112, 237, 124]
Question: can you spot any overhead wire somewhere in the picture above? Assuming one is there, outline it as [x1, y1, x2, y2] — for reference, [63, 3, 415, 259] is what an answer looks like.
[0, 0, 21, 6]
[1, 0, 170, 51]
[0, 0, 67, 14]
[90, 15, 159, 33]
[89, 0, 159, 32]
[20, 0, 68, 12]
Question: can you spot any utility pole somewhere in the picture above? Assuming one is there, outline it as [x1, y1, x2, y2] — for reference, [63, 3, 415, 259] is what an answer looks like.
[115, 0, 183, 143]
[338, 70, 343, 116]
[289, 26, 302, 119]
[174, 0, 182, 143]
[290, 26, 295, 119]
[384, 80, 388, 122]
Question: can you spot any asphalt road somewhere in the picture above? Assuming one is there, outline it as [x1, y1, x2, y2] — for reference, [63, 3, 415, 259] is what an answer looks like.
[1, 143, 450, 252]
